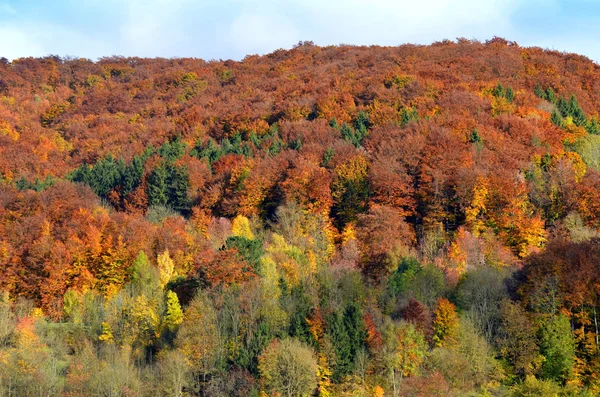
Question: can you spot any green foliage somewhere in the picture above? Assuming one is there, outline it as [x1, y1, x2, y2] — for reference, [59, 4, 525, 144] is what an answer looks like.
[128, 251, 160, 296]
[538, 314, 576, 383]
[586, 117, 600, 135]
[162, 290, 184, 335]
[225, 236, 265, 271]
[15, 175, 56, 192]
[492, 83, 515, 102]
[534, 84, 547, 100]
[70, 154, 145, 199]
[321, 147, 334, 167]
[147, 164, 169, 207]
[551, 110, 564, 128]
[469, 128, 482, 144]
[191, 137, 224, 165]
[388, 257, 422, 297]
[506, 87, 515, 103]
[147, 163, 190, 211]
[389, 259, 446, 306]
[569, 134, 600, 171]
[546, 87, 557, 104]
[510, 376, 561, 397]
[400, 106, 419, 126]
[339, 112, 370, 148]
[157, 137, 187, 162]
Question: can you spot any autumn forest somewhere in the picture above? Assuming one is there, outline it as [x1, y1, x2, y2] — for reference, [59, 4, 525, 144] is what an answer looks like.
[1, 38, 600, 396]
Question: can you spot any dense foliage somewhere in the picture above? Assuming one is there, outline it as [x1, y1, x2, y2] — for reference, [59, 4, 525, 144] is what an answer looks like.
[2, 38, 600, 395]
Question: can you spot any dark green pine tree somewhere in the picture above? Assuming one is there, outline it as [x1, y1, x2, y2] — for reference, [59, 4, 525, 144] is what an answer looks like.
[551, 110, 564, 128]
[546, 87, 557, 104]
[342, 303, 367, 361]
[166, 164, 190, 211]
[505, 87, 515, 102]
[340, 123, 360, 148]
[329, 117, 340, 130]
[493, 83, 505, 98]
[469, 129, 482, 143]
[557, 97, 570, 118]
[534, 84, 547, 100]
[122, 155, 144, 195]
[147, 165, 169, 207]
[569, 95, 587, 127]
[353, 111, 371, 146]
[587, 118, 600, 135]
[328, 310, 353, 381]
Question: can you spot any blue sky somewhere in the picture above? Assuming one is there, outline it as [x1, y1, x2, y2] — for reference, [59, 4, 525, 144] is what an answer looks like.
[1, 0, 599, 62]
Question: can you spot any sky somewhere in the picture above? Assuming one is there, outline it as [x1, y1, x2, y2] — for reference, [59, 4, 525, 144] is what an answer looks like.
[1, 0, 600, 62]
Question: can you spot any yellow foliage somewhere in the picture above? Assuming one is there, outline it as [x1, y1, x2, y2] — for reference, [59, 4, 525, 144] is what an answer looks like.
[499, 193, 547, 257]
[31, 308, 44, 319]
[98, 321, 114, 343]
[340, 224, 357, 244]
[448, 228, 468, 276]
[465, 176, 489, 235]
[372, 385, 385, 397]
[334, 155, 369, 183]
[490, 96, 515, 116]
[157, 250, 174, 288]
[0, 119, 19, 141]
[232, 214, 254, 240]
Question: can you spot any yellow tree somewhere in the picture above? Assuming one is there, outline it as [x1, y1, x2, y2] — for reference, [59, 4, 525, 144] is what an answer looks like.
[432, 298, 459, 347]
[157, 250, 175, 288]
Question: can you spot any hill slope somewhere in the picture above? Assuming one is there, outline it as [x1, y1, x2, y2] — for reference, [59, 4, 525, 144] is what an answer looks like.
[1, 38, 600, 395]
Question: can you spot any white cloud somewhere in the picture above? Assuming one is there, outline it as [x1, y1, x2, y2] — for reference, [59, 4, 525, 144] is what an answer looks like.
[228, 12, 300, 55]
[0, 22, 111, 60]
[0, 0, 597, 63]
[117, 0, 196, 56]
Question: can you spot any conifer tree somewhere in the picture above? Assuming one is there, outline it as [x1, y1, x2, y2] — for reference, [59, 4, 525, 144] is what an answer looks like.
[534, 84, 547, 100]
[147, 165, 169, 207]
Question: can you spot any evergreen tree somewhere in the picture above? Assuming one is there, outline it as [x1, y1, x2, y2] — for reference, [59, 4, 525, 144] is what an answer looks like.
[534, 84, 547, 100]
[329, 117, 340, 130]
[400, 107, 419, 127]
[147, 165, 169, 207]
[557, 97, 570, 118]
[550, 110, 564, 128]
[353, 111, 370, 141]
[328, 310, 353, 381]
[505, 87, 515, 102]
[568, 95, 587, 126]
[469, 129, 482, 144]
[122, 155, 144, 195]
[546, 87, 557, 104]
[158, 137, 186, 162]
[586, 117, 600, 135]
[342, 303, 367, 362]
[166, 164, 190, 211]
[492, 83, 505, 98]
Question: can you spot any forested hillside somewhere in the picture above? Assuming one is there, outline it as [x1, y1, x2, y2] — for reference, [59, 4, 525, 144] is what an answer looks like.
[1, 38, 600, 396]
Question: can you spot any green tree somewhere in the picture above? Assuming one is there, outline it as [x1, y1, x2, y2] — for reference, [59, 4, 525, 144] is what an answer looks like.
[534, 84, 547, 100]
[551, 110, 564, 128]
[538, 314, 576, 383]
[147, 165, 169, 207]
[546, 87, 557, 104]
[163, 290, 184, 334]
[506, 86, 515, 102]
